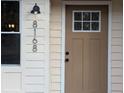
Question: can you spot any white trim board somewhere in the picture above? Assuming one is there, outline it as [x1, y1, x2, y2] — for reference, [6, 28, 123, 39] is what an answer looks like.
[61, 1, 112, 93]
[63, 1, 111, 5]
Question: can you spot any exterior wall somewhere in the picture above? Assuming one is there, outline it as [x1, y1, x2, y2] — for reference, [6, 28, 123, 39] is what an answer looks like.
[50, 0, 123, 93]
[1, 0, 123, 93]
[22, 0, 50, 93]
[64, 0, 111, 1]
[1, 0, 50, 93]
[50, 0, 62, 93]
[112, 0, 123, 93]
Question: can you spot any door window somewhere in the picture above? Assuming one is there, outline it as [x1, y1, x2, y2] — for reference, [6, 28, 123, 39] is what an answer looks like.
[73, 11, 101, 32]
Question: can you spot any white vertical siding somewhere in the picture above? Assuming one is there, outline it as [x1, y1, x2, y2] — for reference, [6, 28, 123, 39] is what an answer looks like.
[22, 0, 50, 93]
[112, 0, 123, 93]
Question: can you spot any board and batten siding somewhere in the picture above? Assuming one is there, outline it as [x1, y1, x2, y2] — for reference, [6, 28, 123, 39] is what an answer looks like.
[112, 0, 123, 93]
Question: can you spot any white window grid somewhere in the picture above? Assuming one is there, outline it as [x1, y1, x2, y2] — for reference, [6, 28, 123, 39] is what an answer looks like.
[72, 10, 101, 32]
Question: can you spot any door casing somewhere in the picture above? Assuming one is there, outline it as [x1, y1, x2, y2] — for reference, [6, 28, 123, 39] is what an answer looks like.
[61, 1, 112, 93]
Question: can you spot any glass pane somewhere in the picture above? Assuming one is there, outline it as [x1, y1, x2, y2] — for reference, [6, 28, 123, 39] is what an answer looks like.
[1, 1, 19, 32]
[74, 12, 82, 21]
[92, 12, 99, 21]
[83, 12, 90, 21]
[83, 22, 90, 30]
[92, 22, 99, 30]
[1, 34, 20, 64]
[74, 22, 82, 30]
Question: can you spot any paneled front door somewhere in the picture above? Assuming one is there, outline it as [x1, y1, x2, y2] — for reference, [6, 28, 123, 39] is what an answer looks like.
[65, 5, 108, 93]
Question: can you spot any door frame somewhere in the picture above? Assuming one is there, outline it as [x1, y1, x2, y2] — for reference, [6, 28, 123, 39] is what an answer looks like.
[61, 1, 112, 93]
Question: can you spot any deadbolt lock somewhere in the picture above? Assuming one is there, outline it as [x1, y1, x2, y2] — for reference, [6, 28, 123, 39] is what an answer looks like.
[66, 51, 69, 55]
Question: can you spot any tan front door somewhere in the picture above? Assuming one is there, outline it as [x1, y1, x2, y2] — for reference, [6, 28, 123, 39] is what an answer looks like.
[65, 5, 108, 93]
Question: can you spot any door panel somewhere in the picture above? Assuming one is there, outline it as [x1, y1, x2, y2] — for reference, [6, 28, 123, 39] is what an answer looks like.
[65, 5, 108, 93]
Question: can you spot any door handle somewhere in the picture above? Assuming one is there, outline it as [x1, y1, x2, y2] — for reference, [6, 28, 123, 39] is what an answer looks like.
[65, 58, 69, 62]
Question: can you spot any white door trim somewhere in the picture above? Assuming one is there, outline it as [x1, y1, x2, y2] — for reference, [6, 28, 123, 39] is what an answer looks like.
[61, 1, 112, 93]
